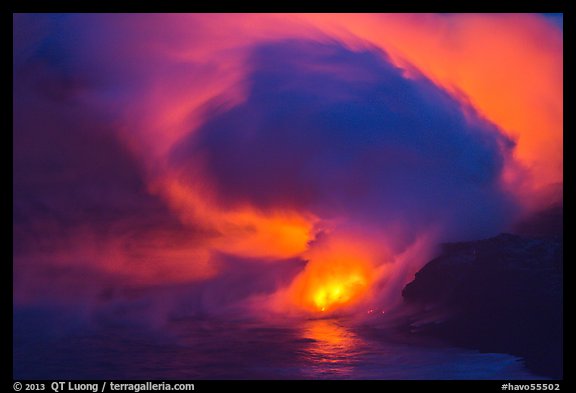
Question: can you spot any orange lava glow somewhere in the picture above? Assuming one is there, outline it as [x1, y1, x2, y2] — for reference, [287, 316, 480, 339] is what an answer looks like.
[284, 236, 385, 313]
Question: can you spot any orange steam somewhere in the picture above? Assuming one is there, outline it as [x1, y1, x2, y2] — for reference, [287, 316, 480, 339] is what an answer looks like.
[103, 14, 561, 314]
[152, 175, 318, 260]
[127, 13, 561, 218]
[299, 13, 562, 203]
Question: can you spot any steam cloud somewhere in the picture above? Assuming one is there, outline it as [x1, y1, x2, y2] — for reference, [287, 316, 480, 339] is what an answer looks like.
[13, 14, 562, 324]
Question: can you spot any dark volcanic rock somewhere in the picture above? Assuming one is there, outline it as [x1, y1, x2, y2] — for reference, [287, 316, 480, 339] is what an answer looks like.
[402, 233, 563, 379]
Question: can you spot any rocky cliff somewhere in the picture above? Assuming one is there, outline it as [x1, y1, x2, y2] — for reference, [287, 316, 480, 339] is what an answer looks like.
[402, 233, 563, 379]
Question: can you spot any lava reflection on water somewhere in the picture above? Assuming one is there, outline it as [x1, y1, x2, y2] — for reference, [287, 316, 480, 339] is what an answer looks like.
[299, 319, 364, 378]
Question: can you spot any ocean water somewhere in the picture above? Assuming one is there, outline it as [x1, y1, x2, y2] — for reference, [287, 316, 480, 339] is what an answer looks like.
[13, 313, 543, 380]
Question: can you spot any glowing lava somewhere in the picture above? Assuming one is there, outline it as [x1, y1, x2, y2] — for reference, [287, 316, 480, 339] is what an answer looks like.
[284, 234, 384, 314]
[313, 274, 366, 312]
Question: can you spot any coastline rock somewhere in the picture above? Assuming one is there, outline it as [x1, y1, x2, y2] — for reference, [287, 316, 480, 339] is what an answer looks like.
[402, 233, 563, 379]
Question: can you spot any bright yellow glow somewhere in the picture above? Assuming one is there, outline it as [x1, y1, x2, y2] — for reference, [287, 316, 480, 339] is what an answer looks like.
[312, 274, 366, 312]
[284, 234, 385, 313]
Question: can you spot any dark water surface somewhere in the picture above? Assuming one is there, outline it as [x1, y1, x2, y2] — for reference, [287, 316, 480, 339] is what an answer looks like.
[14, 315, 542, 380]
